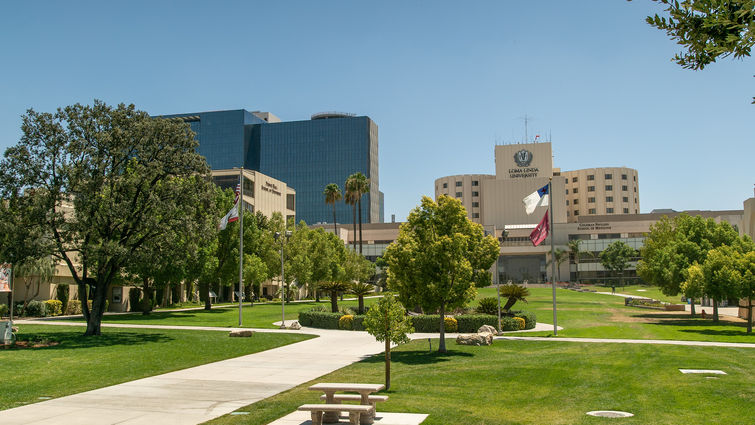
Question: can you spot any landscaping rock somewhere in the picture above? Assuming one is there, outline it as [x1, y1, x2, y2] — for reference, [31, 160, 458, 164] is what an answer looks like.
[229, 330, 254, 337]
[288, 321, 301, 330]
[456, 333, 493, 346]
[478, 325, 497, 335]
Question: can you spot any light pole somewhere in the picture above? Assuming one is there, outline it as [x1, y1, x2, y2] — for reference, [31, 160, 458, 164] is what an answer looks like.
[275, 230, 292, 329]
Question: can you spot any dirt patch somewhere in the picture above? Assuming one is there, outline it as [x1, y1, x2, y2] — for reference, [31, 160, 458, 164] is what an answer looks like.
[1, 340, 60, 349]
[612, 308, 747, 324]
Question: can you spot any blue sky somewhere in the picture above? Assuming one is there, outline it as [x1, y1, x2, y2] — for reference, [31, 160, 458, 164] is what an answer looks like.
[1, 1, 753, 221]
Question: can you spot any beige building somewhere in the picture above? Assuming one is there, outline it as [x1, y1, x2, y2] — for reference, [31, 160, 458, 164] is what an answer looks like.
[212, 168, 296, 225]
[561, 167, 640, 222]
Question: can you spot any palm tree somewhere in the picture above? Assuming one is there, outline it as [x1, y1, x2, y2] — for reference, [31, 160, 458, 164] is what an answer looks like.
[500, 284, 530, 312]
[349, 282, 374, 314]
[319, 281, 351, 313]
[344, 175, 359, 251]
[546, 248, 569, 282]
[323, 183, 342, 236]
[568, 239, 582, 284]
[346, 172, 369, 254]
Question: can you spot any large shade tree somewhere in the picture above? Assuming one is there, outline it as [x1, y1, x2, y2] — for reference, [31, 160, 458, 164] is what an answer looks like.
[600, 241, 636, 292]
[384, 195, 499, 352]
[0, 101, 215, 335]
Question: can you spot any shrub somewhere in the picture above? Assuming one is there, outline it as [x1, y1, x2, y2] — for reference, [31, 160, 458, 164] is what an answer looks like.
[298, 310, 343, 329]
[309, 304, 329, 313]
[411, 315, 441, 332]
[56, 285, 69, 312]
[25, 300, 48, 317]
[514, 317, 526, 330]
[352, 315, 366, 331]
[456, 314, 499, 332]
[339, 314, 354, 330]
[86, 299, 109, 313]
[65, 300, 82, 315]
[44, 300, 63, 316]
[339, 306, 356, 315]
[0, 304, 8, 317]
[444, 316, 458, 332]
[510, 311, 537, 329]
[476, 297, 499, 315]
[500, 316, 520, 331]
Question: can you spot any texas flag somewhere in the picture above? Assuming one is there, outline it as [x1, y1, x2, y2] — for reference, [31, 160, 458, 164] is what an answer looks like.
[522, 183, 549, 215]
[529, 210, 550, 247]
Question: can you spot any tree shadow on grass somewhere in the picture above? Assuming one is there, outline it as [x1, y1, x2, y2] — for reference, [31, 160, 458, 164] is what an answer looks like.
[678, 328, 755, 337]
[630, 313, 747, 327]
[361, 349, 473, 366]
[10, 330, 174, 350]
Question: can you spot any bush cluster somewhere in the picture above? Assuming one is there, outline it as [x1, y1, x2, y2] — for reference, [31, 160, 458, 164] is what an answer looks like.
[514, 317, 526, 330]
[65, 300, 82, 315]
[298, 310, 343, 329]
[339, 314, 354, 330]
[0, 304, 8, 317]
[44, 299, 63, 316]
[476, 297, 499, 315]
[456, 314, 499, 332]
[510, 311, 537, 329]
[444, 316, 458, 332]
[25, 300, 48, 317]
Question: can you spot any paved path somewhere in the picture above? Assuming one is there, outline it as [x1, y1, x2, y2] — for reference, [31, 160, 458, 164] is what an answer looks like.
[0, 323, 386, 425]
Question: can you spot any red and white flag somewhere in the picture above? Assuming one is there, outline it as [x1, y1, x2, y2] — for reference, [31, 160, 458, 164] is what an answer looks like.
[218, 184, 242, 230]
[529, 210, 550, 247]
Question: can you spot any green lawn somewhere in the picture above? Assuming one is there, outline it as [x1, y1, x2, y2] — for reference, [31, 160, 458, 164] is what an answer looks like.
[0, 324, 313, 411]
[208, 338, 755, 425]
[61, 297, 382, 329]
[477, 287, 755, 343]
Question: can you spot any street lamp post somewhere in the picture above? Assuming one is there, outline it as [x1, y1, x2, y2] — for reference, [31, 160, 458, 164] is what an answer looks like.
[275, 230, 292, 329]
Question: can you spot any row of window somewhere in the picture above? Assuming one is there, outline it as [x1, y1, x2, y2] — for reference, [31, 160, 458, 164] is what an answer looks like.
[569, 173, 636, 183]
[568, 207, 636, 216]
[442, 180, 480, 189]
[567, 185, 635, 194]
[566, 196, 637, 205]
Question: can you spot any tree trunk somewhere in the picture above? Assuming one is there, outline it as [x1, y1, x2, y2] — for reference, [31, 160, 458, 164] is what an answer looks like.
[162, 283, 170, 307]
[352, 205, 357, 251]
[330, 291, 338, 313]
[199, 281, 211, 310]
[690, 299, 696, 316]
[142, 278, 154, 315]
[385, 338, 391, 390]
[358, 295, 364, 315]
[438, 302, 446, 353]
[713, 300, 719, 322]
[358, 198, 363, 254]
[78, 282, 90, 322]
[84, 281, 109, 336]
[747, 297, 752, 334]
[332, 205, 338, 236]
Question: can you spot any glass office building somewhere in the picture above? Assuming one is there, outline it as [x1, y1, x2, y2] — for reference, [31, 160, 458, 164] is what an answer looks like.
[160, 110, 382, 225]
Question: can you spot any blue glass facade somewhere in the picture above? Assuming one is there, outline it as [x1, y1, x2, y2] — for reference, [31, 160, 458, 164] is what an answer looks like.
[160, 110, 380, 226]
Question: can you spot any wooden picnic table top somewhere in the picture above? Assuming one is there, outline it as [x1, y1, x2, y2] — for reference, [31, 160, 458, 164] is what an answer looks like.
[308, 383, 385, 393]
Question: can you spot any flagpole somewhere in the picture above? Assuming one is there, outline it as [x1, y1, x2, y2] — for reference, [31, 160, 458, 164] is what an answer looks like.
[549, 178, 558, 336]
[238, 168, 244, 327]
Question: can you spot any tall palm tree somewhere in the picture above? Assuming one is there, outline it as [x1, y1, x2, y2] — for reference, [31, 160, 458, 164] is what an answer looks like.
[323, 183, 342, 236]
[344, 176, 359, 251]
[546, 248, 569, 282]
[568, 239, 582, 284]
[346, 172, 369, 254]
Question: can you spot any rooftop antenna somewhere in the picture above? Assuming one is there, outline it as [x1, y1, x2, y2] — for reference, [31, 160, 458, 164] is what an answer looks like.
[519, 114, 534, 143]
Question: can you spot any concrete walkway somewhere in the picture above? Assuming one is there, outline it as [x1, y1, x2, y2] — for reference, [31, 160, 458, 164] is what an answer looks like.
[0, 324, 387, 425]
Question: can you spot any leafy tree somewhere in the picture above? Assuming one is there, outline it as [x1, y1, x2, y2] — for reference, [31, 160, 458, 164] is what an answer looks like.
[15, 257, 55, 316]
[243, 253, 268, 304]
[499, 284, 530, 312]
[645, 0, 755, 103]
[681, 263, 706, 316]
[600, 241, 636, 292]
[637, 214, 741, 315]
[698, 246, 742, 321]
[737, 249, 755, 332]
[0, 101, 215, 335]
[384, 195, 499, 352]
[323, 183, 342, 235]
[363, 295, 414, 390]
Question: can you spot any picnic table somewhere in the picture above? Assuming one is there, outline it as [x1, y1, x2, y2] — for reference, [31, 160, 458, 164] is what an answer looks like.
[308, 382, 385, 424]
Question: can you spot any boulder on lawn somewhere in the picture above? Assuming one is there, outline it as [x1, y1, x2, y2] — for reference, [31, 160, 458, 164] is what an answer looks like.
[456, 333, 493, 346]
[229, 330, 254, 338]
[288, 321, 302, 330]
[478, 325, 497, 335]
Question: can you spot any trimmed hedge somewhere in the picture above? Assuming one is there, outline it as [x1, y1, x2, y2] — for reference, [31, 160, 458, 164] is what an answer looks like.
[457, 314, 498, 332]
[44, 299, 63, 316]
[65, 300, 82, 315]
[410, 315, 441, 332]
[25, 300, 47, 317]
[298, 311, 343, 329]
[511, 311, 537, 330]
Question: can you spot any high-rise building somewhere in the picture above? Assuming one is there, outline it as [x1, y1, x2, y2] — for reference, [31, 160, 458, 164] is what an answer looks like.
[160, 110, 382, 226]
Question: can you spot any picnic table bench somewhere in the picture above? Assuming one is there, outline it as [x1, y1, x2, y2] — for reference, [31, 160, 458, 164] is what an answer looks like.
[298, 403, 374, 425]
[307, 383, 385, 424]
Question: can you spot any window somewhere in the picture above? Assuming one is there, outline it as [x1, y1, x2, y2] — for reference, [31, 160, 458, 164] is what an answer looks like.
[442, 183, 448, 188]
[634, 198, 637, 204]
[605, 185, 613, 191]
[566, 189, 569, 195]
[573, 188, 578, 194]
[574, 210, 580, 216]
[572, 177, 578, 183]
[472, 180, 479, 186]
[622, 174, 627, 180]
[566, 211, 570, 217]
[622, 185, 628, 191]
[634, 186, 637, 193]
[286, 194, 295, 210]
[472, 191, 479, 197]
[573, 199, 579, 205]
[622, 196, 629, 202]
[472, 213, 480, 218]
[455, 181, 462, 187]
[635, 209, 638, 213]
[587, 175, 595, 181]
[588, 197, 595, 203]
[623, 208, 629, 213]
[472, 202, 479, 207]
[455, 192, 462, 197]
[605, 173, 613, 179]
[589, 208, 596, 214]
[566, 200, 570, 206]
[606, 196, 613, 202]
[565, 178, 568, 184]
[588, 186, 595, 192]
[606, 208, 614, 213]
[633, 175, 636, 181]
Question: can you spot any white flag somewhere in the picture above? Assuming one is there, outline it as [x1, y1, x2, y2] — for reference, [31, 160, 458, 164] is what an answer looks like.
[218, 202, 239, 230]
[522, 184, 549, 215]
